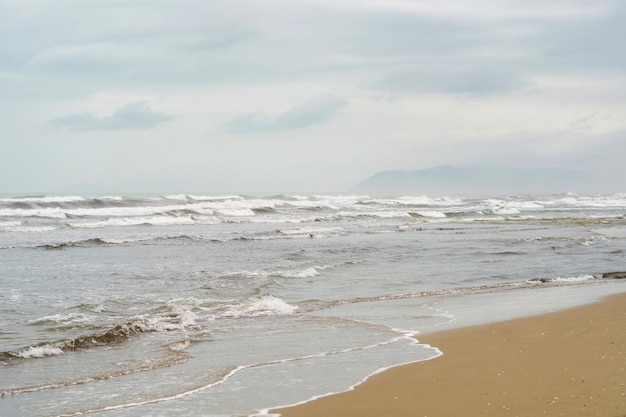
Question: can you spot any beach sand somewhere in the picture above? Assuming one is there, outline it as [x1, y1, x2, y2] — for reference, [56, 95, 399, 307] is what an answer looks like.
[272, 292, 626, 417]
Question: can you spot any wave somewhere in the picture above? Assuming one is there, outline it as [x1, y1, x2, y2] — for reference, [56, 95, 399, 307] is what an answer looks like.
[297, 270, 626, 314]
[0, 295, 298, 360]
[1, 346, 191, 397]
[2, 322, 149, 360]
[252, 206, 278, 214]
[2, 234, 219, 251]
[9, 225, 57, 232]
[596, 271, 626, 279]
[162, 194, 243, 202]
[0, 220, 21, 228]
[2, 194, 625, 237]
[524, 271, 625, 284]
[2, 307, 201, 361]
[527, 275, 597, 284]
[272, 266, 328, 278]
[0, 195, 86, 204]
[0, 207, 68, 218]
[284, 267, 320, 278]
[278, 227, 344, 239]
[361, 196, 463, 207]
[68, 215, 198, 229]
[28, 313, 95, 325]
[234, 227, 349, 241]
[313, 211, 414, 222]
[217, 295, 298, 318]
[408, 211, 447, 219]
[41, 238, 111, 250]
[2, 192, 625, 209]
[23, 236, 178, 250]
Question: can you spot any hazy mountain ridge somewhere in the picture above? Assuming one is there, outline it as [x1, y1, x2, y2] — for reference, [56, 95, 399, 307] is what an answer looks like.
[350, 166, 614, 196]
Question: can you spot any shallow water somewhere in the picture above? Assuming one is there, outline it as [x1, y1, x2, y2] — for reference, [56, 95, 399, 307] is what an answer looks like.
[1, 193, 625, 416]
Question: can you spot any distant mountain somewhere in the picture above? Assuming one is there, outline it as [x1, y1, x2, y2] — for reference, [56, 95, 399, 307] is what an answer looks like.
[349, 166, 612, 196]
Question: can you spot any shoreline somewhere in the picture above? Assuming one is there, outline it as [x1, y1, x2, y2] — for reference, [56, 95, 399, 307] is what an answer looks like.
[270, 291, 626, 417]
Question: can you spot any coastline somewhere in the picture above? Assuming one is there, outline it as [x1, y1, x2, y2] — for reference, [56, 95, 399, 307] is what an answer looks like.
[270, 291, 626, 417]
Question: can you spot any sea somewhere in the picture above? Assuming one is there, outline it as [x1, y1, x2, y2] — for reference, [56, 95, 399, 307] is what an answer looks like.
[1, 192, 625, 417]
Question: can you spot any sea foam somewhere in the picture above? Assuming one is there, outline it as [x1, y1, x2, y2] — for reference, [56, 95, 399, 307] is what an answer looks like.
[15, 344, 65, 358]
[223, 296, 298, 318]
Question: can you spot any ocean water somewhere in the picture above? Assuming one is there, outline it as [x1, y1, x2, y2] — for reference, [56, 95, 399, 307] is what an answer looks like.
[1, 193, 625, 417]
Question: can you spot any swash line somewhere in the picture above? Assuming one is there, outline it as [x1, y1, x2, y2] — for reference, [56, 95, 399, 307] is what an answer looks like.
[51, 330, 436, 417]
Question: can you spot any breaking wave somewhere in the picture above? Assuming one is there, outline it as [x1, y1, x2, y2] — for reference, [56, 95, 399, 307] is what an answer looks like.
[4, 322, 151, 360]
[3, 308, 200, 361]
[214, 295, 299, 319]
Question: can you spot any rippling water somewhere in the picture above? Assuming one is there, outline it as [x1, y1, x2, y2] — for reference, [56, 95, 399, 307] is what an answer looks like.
[1, 193, 625, 416]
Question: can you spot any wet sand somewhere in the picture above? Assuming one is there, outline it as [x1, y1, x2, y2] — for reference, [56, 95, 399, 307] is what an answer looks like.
[272, 292, 626, 417]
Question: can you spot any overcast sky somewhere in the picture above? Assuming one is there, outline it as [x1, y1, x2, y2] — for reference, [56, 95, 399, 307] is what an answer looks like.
[1, 0, 625, 194]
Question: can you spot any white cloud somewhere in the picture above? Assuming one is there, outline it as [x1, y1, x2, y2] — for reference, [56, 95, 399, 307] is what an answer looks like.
[49, 101, 174, 131]
[228, 95, 348, 132]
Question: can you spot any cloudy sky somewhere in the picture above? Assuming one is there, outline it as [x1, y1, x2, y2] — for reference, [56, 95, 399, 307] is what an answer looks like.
[1, 0, 625, 194]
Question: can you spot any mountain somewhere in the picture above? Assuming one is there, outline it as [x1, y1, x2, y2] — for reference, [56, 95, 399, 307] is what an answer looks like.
[349, 166, 612, 196]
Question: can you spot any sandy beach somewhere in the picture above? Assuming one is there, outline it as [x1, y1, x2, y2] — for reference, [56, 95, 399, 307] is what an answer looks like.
[272, 291, 626, 417]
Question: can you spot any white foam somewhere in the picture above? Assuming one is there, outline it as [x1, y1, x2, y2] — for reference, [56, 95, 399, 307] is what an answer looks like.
[223, 296, 298, 318]
[403, 195, 462, 206]
[162, 194, 190, 201]
[215, 208, 256, 216]
[0, 220, 21, 227]
[98, 236, 154, 244]
[162, 193, 241, 202]
[553, 274, 596, 282]
[29, 313, 94, 325]
[370, 196, 462, 206]
[0, 207, 67, 218]
[413, 210, 447, 218]
[192, 215, 221, 225]
[248, 215, 318, 224]
[279, 227, 343, 236]
[549, 194, 626, 208]
[14, 200, 212, 220]
[188, 194, 242, 201]
[141, 308, 200, 332]
[15, 344, 65, 358]
[280, 267, 320, 278]
[70, 215, 196, 229]
[12, 226, 57, 232]
[0, 196, 84, 203]
[336, 210, 412, 219]
[65, 204, 195, 218]
[288, 201, 340, 210]
[167, 340, 191, 351]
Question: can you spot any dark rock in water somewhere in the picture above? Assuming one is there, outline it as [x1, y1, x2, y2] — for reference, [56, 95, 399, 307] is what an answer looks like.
[528, 277, 551, 283]
[601, 271, 626, 280]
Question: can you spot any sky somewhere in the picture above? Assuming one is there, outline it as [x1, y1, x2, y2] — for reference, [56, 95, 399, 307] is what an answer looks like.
[1, 0, 625, 194]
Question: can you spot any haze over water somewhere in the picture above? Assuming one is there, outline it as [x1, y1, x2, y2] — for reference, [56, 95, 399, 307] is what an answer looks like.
[1, 192, 626, 417]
